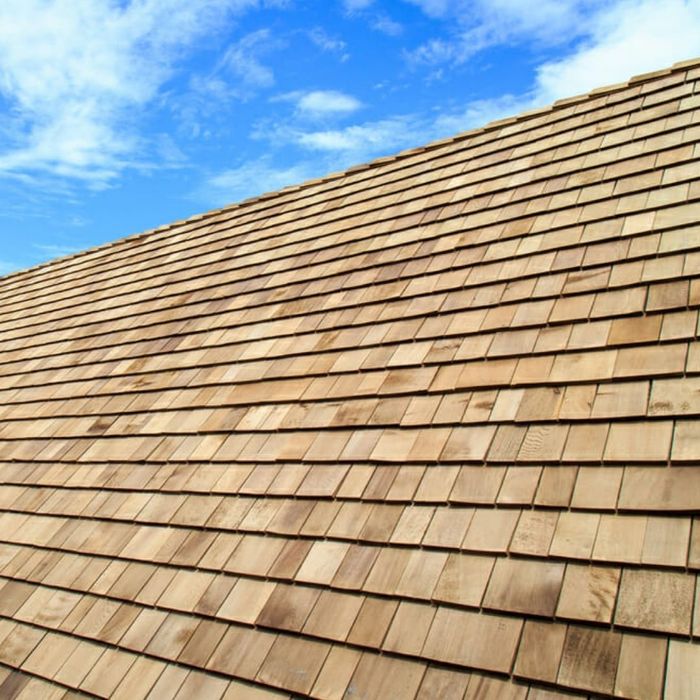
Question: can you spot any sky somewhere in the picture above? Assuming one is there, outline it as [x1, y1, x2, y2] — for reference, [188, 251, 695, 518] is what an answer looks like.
[1, 0, 700, 275]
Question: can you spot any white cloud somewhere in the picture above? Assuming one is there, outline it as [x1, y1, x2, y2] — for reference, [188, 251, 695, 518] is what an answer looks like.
[0, 0, 257, 185]
[372, 15, 404, 36]
[307, 27, 349, 58]
[405, 0, 598, 65]
[220, 28, 279, 89]
[296, 117, 414, 151]
[433, 93, 530, 133]
[406, 0, 700, 75]
[297, 90, 362, 116]
[535, 0, 700, 102]
[404, 0, 700, 113]
[342, 0, 403, 34]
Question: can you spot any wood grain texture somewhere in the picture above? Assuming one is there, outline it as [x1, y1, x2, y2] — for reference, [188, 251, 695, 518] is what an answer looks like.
[0, 58, 698, 699]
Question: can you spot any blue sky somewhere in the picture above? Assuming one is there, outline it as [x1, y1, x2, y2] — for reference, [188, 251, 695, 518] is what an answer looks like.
[1, 0, 699, 275]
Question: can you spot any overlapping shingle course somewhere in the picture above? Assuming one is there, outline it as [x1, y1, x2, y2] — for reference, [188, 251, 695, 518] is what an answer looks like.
[0, 58, 700, 698]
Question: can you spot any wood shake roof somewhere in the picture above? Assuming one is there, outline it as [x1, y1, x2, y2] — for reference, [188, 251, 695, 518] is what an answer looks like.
[0, 58, 700, 698]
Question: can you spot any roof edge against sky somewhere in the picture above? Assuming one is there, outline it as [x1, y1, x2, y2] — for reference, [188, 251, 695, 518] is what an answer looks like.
[2, 55, 699, 286]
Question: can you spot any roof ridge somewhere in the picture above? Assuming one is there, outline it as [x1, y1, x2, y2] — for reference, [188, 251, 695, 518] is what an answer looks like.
[2, 55, 699, 286]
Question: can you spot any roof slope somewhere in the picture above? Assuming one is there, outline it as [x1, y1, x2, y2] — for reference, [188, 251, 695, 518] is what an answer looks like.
[1, 58, 700, 699]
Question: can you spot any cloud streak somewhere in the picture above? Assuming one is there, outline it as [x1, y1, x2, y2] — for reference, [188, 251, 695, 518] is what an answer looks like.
[535, 0, 700, 102]
[219, 28, 279, 89]
[296, 90, 362, 116]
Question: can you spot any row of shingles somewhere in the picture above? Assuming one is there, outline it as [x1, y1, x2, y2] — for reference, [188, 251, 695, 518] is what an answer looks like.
[0, 476, 695, 569]
[0, 70, 692, 344]
[1, 191, 692, 410]
[0, 541, 591, 700]
[0, 417, 693, 468]
[0, 445, 694, 513]
[3, 337, 697, 467]
[0, 208, 688, 400]
[1, 375, 697, 469]
[0, 61, 680, 316]
[0, 475, 696, 633]
[0, 389, 692, 470]
[5, 452, 700, 523]
[0, 384, 678, 459]
[0, 610, 578, 700]
[3, 345, 696, 440]
[1, 102, 696, 360]
[0, 608, 288, 700]
[4, 456, 700, 563]
[0, 664, 90, 700]
[0, 495, 693, 699]
[4, 345, 695, 470]
[0, 280, 694, 436]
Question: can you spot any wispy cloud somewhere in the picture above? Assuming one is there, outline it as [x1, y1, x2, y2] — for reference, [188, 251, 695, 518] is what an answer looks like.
[0, 0, 260, 186]
[219, 28, 280, 89]
[341, 0, 403, 35]
[202, 156, 316, 205]
[405, 0, 700, 83]
[294, 116, 416, 152]
[405, 0, 595, 65]
[404, 0, 700, 114]
[296, 90, 362, 116]
[307, 27, 350, 60]
[176, 26, 285, 139]
[371, 14, 404, 36]
[534, 0, 700, 102]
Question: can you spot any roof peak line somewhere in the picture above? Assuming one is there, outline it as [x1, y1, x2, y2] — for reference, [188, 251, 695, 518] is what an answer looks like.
[2, 55, 699, 287]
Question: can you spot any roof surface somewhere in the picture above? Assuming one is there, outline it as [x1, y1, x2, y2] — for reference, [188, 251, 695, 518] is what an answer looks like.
[1, 58, 700, 699]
